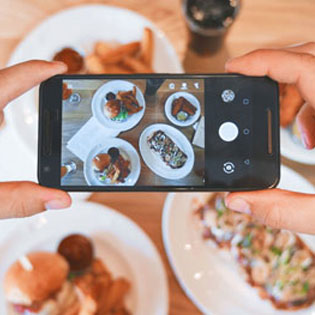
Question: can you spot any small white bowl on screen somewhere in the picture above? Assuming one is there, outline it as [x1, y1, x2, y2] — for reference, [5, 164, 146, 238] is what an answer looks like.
[92, 80, 146, 132]
[84, 138, 141, 186]
[164, 92, 201, 127]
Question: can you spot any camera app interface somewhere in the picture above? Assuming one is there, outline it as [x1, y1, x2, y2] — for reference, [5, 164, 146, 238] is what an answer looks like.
[61, 78, 205, 187]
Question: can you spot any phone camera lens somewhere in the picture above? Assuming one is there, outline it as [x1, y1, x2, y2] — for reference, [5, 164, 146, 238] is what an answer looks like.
[221, 89, 235, 103]
[243, 98, 250, 105]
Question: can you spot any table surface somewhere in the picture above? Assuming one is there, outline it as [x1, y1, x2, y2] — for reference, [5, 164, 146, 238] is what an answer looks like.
[2, 0, 315, 314]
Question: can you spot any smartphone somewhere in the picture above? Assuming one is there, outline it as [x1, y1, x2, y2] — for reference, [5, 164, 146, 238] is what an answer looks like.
[38, 74, 279, 192]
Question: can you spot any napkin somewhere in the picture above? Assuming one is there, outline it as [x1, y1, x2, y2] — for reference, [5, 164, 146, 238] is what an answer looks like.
[192, 116, 205, 148]
[67, 116, 119, 161]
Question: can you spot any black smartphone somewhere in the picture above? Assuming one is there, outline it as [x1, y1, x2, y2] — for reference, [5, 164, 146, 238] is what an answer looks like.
[38, 74, 279, 192]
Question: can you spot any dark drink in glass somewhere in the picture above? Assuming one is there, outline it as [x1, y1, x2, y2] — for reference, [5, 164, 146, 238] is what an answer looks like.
[183, 0, 240, 54]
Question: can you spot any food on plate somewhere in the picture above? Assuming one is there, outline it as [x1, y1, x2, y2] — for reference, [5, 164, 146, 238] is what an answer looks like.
[92, 147, 131, 184]
[53, 47, 84, 74]
[57, 234, 94, 273]
[54, 28, 154, 75]
[4, 234, 131, 315]
[279, 84, 304, 127]
[62, 83, 73, 100]
[195, 193, 315, 310]
[171, 96, 197, 122]
[4, 252, 78, 315]
[104, 86, 143, 121]
[147, 130, 187, 169]
[140, 27, 154, 69]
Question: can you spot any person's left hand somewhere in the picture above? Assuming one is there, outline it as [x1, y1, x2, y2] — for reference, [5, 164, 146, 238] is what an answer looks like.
[0, 60, 71, 219]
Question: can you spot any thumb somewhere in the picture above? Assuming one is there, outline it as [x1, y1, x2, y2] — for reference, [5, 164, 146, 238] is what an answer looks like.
[0, 181, 71, 219]
[225, 189, 315, 234]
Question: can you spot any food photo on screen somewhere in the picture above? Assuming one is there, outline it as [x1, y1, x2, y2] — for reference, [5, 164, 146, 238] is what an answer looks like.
[61, 78, 205, 187]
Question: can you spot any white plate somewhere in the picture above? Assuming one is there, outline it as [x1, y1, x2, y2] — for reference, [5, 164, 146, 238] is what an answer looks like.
[162, 165, 315, 315]
[164, 92, 201, 127]
[92, 80, 145, 131]
[84, 138, 140, 186]
[281, 127, 315, 165]
[139, 123, 195, 180]
[0, 200, 168, 315]
[6, 4, 184, 156]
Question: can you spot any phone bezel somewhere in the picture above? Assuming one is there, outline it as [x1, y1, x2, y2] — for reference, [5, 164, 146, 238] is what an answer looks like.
[38, 73, 280, 192]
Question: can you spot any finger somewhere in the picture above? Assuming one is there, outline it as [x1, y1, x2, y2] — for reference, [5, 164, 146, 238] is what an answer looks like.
[225, 189, 315, 234]
[0, 60, 67, 110]
[296, 103, 315, 149]
[0, 181, 71, 219]
[284, 42, 315, 56]
[225, 49, 315, 108]
[0, 111, 4, 126]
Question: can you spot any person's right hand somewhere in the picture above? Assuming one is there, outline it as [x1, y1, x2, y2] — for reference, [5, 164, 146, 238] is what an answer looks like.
[224, 42, 315, 234]
[0, 60, 71, 219]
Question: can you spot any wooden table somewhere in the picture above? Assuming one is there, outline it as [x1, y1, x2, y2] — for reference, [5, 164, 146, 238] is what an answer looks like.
[2, 1, 315, 314]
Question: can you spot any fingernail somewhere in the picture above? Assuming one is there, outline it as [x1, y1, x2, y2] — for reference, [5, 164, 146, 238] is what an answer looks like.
[227, 198, 251, 214]
[301, 132, 311, 149]
[45, 199, 68, 210]
[296, 120, 310, 149]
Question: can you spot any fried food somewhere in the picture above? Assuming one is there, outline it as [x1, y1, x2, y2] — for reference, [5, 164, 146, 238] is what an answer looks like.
[104, 99, 123, 120]
[95, 41, 140, 64]
[171, 96, 197, 121]
[58, 234, 94, 273]
[56, 28, 155, 75]
[92, 147, 131, 184]
[53, 48, 84, 74]
[104, 87, 143, 121]
[279, 83, 304, 127]
[122, 55, 152, 73]
[141, 27, 154, 69]
[85, 55, 107, 74]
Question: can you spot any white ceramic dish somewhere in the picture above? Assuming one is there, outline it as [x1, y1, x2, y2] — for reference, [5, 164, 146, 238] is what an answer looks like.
[92, 80, 145, 131]
[281, 127, 315, 165]
[84, 138, 140, 186]
[164, 92, 201, 127]
[6, 4, 184, 156]
[162, 165, 315, 315]
[0, 200, 168, 315]
[139, 123, 195, 180]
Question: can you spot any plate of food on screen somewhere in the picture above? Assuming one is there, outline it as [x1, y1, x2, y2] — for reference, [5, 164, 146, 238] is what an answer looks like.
[164, 92, 201, 127]
[84, 138, 140, 186]
[139, 123, 194, 180]
[92, 80, 145, 132]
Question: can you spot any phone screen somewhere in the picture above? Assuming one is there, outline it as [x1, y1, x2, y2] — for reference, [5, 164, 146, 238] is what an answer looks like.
[61, 78, 206, 187]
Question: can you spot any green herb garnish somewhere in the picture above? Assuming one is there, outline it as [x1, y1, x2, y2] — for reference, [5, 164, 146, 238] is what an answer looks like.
[216, 198, 227, 217]
[112, 109, 128, 121]
[242, 233, 253, 248]
[276, 280, 284, 290]
[271, 246, 282, 256]
[302, 281, 309, 294]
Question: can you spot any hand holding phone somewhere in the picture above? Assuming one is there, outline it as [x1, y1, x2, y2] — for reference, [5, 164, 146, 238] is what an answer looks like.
[0, 60, 71, 219]
[38, 73, 279, 191]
